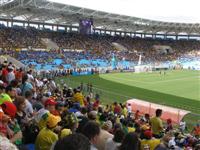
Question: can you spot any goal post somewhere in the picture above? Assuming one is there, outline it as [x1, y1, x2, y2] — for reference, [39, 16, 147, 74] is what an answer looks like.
[134, 65, 152, 73]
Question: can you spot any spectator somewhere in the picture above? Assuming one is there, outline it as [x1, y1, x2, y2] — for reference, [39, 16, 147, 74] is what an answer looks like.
[20, 74, 33, 96]
[119, 132, 140, 150]
[35, 114, 61, 150]
[82, 121, 101, 150]
[105, 129, 125, 150]
[24, 90, 34, 117]
[6, 66, 15, 84]
[53, 133, 90, 150]
[140, 130, 161, 150]
[96, 120, 113, 150]
[150, 109, 163, 138]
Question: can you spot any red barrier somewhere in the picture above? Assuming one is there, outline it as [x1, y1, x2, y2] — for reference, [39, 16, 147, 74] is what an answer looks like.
[127, 99, 190, 124]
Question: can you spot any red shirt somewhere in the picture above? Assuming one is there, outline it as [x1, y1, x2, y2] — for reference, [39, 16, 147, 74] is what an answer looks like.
[114, 105, 121, 114]
[2, 68, 8, 82]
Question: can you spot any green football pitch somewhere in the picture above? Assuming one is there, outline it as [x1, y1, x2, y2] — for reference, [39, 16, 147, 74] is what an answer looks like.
[56, 70, 200, 114]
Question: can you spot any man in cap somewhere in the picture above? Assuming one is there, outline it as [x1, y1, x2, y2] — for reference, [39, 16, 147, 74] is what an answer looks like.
[35, 114, 61, 150]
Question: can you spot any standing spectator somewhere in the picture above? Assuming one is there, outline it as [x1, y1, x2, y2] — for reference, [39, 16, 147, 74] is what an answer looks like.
[150, 109, 163, 138]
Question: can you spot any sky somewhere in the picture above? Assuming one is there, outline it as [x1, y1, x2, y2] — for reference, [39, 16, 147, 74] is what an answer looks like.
[49, 0, 200, 23]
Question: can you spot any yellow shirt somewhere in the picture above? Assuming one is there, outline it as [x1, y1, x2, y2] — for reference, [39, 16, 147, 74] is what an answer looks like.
[122, 107, 128, 117]
[150, 117, 163, 135]
[38, 113, 50, 130]
[140, 139, 161, 150]
[128, 127, 136, 133]
[35, 128, 58, 150]
[73, 92, 84, 106]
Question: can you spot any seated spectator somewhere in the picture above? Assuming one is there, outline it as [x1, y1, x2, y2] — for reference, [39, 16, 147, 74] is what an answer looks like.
[73, 88, 85, 106]
[5, 85, 16, 101]
[165, 118, 173, 132]
[0, 134, 18, 150]
[44, 98, 57, 115]
[20, 74, 33, 96]
[35, 114, 61, 150]
[24, 90, 34, 117]
[105, 129, 125, 150]
[192, 123, 200, 138]
[113, 102, 121, 115]
[82, 121, 101, 150]
[1, 101, 23, 146]
[140, 130, 161, 150]
[0, 92, 12, 105]
[96, 120, 113, 150]
[15, 68, 23, 82]
[6, 66, 15, 84]
[53, 133, 90, 150]
[119, 132, 140, 150]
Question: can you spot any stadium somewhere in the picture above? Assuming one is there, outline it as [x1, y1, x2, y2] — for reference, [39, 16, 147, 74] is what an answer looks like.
[0, 0, 199, 149]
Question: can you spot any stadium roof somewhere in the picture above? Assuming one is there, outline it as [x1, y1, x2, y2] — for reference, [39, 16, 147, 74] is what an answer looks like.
[0, 0, 200, 35]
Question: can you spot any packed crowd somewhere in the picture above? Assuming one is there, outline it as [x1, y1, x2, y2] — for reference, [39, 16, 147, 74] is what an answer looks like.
[0, 60, 200, 150]
[1, 26, 200, 64]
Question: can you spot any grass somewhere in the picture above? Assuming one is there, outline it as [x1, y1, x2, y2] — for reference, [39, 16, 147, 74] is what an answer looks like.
[55, 70, 200, 128]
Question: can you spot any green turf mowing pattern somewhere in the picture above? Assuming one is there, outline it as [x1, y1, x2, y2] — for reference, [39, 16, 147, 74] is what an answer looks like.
[56, 70, 200, 114]
[55, 70, 200, 129]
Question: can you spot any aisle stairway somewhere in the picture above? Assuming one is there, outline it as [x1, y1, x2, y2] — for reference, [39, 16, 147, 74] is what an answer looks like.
[41, 38, 59, 50]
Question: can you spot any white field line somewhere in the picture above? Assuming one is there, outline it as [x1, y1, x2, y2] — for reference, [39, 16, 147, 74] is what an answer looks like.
[101, 75, 200, 85]
[101, 76, 152, 84]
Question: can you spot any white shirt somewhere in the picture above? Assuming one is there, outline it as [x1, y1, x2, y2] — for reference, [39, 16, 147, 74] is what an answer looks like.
[25, 99, 33, 117]
[179, 121, 186, 131]
[27, 73, 34, 82]
[105, 138, 121, 150]
[90, 144, 98, 150]
[6, 71, 15, 83]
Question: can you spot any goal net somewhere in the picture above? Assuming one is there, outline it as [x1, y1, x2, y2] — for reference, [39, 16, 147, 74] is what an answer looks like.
[134, 65, 152, 73]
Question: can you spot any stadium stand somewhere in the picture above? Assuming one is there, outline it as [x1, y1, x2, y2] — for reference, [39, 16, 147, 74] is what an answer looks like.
[0, 0, 200, 150]
[0, 61, 200, 150]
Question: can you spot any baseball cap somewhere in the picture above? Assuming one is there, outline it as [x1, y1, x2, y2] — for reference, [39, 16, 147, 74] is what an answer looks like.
[46, 114, 61, 128]
[1, 101, 17, 118]
[45, 98, 57, 107]
[0, 93, 12, 105]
